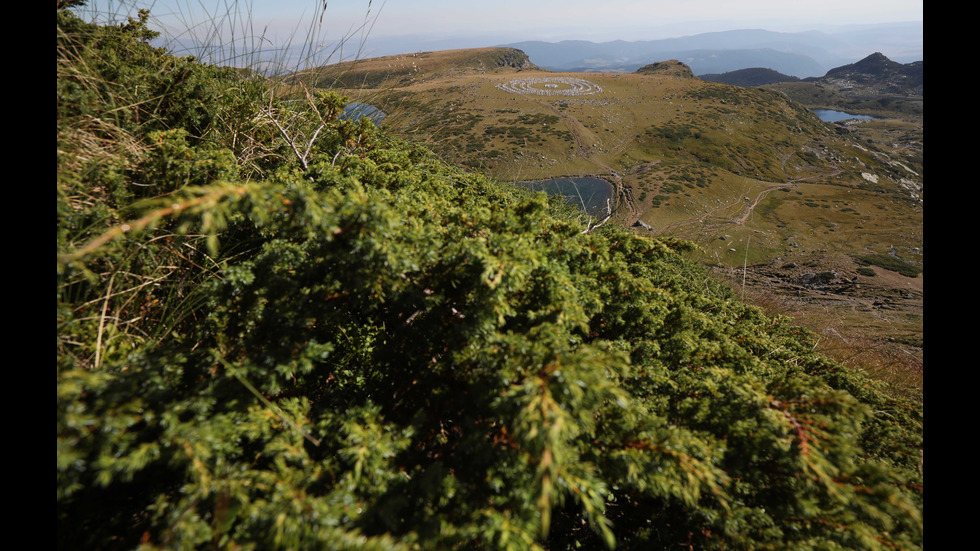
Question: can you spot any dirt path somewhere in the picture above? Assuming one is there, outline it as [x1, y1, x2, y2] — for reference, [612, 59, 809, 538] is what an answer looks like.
[656, 162, 844, 232]
[734, 183, 795, 225]
[733, 158, 843, 225]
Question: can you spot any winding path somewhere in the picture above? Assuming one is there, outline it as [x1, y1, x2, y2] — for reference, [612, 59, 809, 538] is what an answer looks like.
[735, 166, 844, 223]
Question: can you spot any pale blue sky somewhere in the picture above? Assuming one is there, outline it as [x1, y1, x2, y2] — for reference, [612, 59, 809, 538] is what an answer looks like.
[78, 0, 922, 64]
[332, 0, 923, 38]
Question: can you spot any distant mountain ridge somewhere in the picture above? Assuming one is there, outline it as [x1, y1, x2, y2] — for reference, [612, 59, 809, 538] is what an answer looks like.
[697, 53, 921, 99]
[502, 23, 921, 78]
[504, 40, 825, 77]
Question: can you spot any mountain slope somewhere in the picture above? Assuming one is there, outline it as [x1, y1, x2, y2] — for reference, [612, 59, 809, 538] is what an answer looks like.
[315, 48, 922, 252]
[821, 52, 923, 93]
[763, 52, 922, 118]
[288, 47, 539, 89]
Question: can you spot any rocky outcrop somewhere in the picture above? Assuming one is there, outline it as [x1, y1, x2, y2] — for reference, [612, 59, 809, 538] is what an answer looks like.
[486, 48, 538, 70]
[635, 60, 698, 79]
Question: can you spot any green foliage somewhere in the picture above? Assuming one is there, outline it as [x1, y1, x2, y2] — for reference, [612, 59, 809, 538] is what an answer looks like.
[58, 7, 923, 551]
[853, 253, 922, 278]
[857, 266, 877, 277]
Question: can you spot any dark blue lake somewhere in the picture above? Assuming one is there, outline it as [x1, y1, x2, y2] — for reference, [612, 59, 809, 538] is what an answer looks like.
[812, 109, 879, 122]
[342, 102, 386, 124]
[517, 177, 614, 218]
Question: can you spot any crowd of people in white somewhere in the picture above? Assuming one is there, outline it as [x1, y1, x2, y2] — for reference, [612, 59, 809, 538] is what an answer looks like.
[496, 77, 603, 96]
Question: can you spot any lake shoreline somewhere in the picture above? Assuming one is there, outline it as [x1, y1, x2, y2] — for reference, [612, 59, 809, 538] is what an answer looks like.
[514, 175, 616, 218]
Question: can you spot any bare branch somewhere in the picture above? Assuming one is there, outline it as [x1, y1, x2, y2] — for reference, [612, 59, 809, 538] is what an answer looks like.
[580, 198, 613, 234]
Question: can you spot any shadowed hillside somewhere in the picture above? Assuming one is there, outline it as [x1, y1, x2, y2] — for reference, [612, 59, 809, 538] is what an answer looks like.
[699, 67, 800, 86]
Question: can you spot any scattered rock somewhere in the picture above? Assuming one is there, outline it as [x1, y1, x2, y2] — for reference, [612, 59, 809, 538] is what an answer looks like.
[798, 270, 838, 286]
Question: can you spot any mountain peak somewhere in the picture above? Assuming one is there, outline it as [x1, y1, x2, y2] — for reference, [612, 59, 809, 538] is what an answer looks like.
[634, 59, 697, 78]
[820, 51, 922, 94]
[826, 52, 898, 76]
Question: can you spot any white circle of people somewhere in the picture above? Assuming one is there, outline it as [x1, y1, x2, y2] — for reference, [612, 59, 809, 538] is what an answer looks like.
[497, 77, 602, 96]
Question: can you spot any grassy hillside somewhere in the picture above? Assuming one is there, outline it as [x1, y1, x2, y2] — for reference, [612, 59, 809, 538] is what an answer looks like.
[310, 52, 923, 394]
[58, 7, 922, 550]
[287, 47, 539, 89]
[316, 55, 921, 258]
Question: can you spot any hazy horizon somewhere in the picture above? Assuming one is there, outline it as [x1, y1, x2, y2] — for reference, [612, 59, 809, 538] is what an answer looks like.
[72, 1, 922, 70]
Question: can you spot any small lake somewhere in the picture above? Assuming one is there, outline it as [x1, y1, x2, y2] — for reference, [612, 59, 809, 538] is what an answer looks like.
[342, 102, 386, 124]
[517, 177, 614, 218]
[812, 109, 879, 122]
